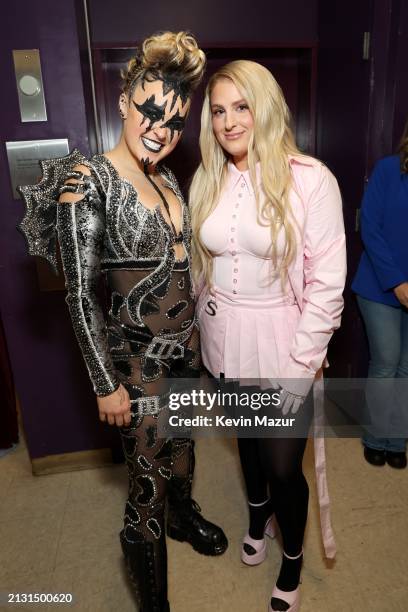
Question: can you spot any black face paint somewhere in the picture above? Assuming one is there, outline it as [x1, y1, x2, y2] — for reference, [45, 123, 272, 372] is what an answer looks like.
[160, 77, 190, 111]
[142, 158, 152, 172]
[134, 95, 166, 131]
[133, 77, 189, 154]
[144, 71, 191, 111]
[162, 109, 187, 141]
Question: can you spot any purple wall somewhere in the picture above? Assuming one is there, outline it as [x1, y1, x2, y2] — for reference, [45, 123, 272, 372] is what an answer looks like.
[367, 0, 408, 164]
[315, 0, 373, 376]
[0, 0, 117, 459]
[89, 0, 318, 45]
[392, 0, 408, 145]
[316, 0, 408, 376]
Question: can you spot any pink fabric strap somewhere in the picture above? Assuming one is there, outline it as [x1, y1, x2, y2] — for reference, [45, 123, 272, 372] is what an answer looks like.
[313, 369, 337, 559]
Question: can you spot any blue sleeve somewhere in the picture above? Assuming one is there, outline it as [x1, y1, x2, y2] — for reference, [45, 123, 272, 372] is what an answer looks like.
[360, 159, 407, 291]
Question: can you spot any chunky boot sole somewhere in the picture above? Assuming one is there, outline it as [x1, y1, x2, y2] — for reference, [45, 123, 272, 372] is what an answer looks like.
[167, 523, 228, 556]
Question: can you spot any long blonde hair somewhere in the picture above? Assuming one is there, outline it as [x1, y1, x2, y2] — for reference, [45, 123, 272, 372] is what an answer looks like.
[190, 60, 304, 287]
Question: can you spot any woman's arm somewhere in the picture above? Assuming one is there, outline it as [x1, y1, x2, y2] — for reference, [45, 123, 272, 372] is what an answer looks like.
[57, 165, 131, 425]
[281, 164, 346, 398]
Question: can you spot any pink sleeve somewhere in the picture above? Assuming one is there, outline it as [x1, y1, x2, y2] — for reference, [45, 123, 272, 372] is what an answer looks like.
[281, 164, 347, 396]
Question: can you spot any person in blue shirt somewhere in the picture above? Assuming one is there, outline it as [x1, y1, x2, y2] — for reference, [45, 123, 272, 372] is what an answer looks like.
[352, 119, 408, 469]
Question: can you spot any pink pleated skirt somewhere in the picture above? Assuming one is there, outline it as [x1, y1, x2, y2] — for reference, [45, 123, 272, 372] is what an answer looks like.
[197, 286, 301, 381]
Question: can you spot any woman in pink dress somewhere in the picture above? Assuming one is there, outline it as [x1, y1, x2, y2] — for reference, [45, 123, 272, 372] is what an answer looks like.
[190, 61, 346, 611]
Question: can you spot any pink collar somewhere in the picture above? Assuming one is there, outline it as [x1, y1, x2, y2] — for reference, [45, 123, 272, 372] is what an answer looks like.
[226, 154, 316, 194]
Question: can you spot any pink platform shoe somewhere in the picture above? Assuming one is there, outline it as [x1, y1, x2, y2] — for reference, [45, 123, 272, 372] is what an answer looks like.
[269, 585, 300, 612]
[241, 515, 276, 565]
[269, 550, 302, 611]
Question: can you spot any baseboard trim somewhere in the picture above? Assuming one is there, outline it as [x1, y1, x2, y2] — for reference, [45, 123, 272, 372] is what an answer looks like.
[31, 447, 114, 475]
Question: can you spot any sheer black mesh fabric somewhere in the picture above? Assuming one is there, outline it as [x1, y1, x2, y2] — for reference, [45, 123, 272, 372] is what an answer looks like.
[106, 264, 200, 402]
[119, 410, 194, 597]
[114, 257, 198, 585]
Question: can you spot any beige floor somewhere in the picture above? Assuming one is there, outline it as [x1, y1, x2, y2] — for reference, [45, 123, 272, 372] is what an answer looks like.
[0, 436, 407, 612]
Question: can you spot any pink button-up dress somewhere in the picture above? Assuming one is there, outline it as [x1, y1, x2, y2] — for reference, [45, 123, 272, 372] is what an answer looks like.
[196, 156, 346, 559]
[199, 161, 300, 381]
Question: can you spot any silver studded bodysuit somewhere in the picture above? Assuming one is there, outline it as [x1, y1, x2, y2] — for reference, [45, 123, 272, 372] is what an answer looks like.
[19, 149, 199, 549]
[56, 153, 200, 409]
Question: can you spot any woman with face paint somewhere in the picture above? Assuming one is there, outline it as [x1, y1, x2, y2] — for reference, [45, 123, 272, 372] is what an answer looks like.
[19, 31, 227, 612]
[190, 61, 346, 611]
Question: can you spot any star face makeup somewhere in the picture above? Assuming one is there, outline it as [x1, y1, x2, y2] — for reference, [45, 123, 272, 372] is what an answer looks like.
[134, 95, 167, 132]
[122, 77, 190, 169]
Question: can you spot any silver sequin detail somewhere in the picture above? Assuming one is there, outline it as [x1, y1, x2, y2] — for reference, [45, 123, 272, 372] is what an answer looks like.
[124, 500, 141, 526]
[18, 150, 199, 404]
[146, 518, 162, 540]
[158, 466, 172, 480]
[137, 454, 153, 471]
[131, 395, 162, 415]
[166, 299, 189, 320]
[134, 474, 158, 507]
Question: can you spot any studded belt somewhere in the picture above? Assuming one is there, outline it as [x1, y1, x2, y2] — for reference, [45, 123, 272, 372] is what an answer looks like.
[144, 323, 194, 361]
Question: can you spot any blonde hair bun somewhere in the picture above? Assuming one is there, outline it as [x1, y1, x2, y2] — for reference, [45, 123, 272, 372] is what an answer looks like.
[122, 31, 206, 95]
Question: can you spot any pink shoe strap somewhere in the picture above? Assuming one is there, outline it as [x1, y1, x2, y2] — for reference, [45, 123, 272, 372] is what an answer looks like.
[243, 532, 266, 552]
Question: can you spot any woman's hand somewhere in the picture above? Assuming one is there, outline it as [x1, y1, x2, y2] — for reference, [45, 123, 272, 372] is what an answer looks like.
[278, 388, 306, 415]
[393, 282, 408, 308]
[97, 383, 132, 427]
[268, 379, 307, 415]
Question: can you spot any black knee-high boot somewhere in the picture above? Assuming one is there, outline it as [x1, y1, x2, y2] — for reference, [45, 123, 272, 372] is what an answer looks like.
[120, 527, 170, 612]
[166, 440, 228, 555]
[119, 413, 172, 611]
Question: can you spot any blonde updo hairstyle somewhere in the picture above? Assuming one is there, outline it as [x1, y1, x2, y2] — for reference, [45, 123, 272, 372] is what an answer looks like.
[190, 60, 306, 288]
[121, 31, 206, 98]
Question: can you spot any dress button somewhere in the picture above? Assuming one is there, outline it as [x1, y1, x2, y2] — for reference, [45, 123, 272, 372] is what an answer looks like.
[241, 183, 245, 188]
[230, 237, 235, 243]
[238, 193, 243, 198]
[231, 227, 235, 232]
[235, 203, 239, 208]
[231, 250, 236, 256]
[234, 268, 238, 273]
[232, 214, 237, 219]
[234, 258, 238, 263]
[233, 279, 237, 284]
[233, 289, 237, 294]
